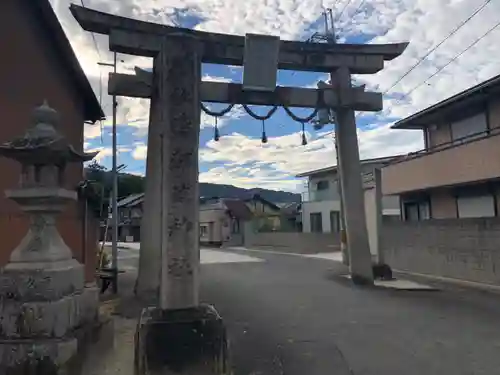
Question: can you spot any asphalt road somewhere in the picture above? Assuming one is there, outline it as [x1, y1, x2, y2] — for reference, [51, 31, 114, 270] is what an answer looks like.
[200, 248, 500, 375]
[115, 246, 500, 375]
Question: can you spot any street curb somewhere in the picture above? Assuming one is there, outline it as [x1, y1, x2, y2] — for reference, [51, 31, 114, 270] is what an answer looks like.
[394, 270, 500, 295]
[224, 246, 341, 258]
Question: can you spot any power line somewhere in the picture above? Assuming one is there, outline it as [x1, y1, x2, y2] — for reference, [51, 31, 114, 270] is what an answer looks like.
[314, 19, 500, 138]
[383, 0, 492, 94]
[309, 1, 496, 133]
[333, 0, 366, 41]
[335, 0, 354, 23]
[79, 0, 101, 60]
[350, 0, 367, 20]
[79, 0, 105, 143]
[400, 18, 500, 100]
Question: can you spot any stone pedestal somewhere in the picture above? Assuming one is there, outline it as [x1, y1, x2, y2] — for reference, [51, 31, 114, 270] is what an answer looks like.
[0, 102, 100, 374]
[134, 305, 229, 375]
[0, 260, 99, 374]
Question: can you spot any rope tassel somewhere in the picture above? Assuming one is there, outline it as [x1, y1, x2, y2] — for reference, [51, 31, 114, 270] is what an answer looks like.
[214, 117, 220, 141]
[261, 120, 268, 144]
[301, 122, 307, 146]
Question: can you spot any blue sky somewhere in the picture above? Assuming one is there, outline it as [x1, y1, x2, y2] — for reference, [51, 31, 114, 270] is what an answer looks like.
[54, 0, 500, 191]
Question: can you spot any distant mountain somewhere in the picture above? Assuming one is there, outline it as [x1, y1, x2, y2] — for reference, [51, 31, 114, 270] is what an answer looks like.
[199, 183, 301, 203]
[84, 163, 301, 204]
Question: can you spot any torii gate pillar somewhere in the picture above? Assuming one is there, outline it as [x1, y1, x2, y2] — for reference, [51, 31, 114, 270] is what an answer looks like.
[140, 37, 201, 308]
[134, 37, 228, 375]
[332, 67, 374, 283]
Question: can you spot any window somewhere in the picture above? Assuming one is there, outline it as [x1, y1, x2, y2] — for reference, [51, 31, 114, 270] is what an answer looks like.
[330, 211, 340, 232]
[457, 194, 495, 218]
[316, 180, 329, 191]
[403, 200, 430, 221]
[451, 112, 487, 142]
[310, 213, 323, 233]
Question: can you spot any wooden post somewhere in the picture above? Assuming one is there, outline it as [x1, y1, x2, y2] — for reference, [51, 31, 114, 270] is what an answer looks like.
[331, 66, 374, 285]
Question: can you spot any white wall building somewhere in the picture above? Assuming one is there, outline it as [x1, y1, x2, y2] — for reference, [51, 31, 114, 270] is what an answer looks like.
[297, 156, 401, 233]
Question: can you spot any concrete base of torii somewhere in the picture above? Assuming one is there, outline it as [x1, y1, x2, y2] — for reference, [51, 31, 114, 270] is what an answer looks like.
[134, 305, 229, 375]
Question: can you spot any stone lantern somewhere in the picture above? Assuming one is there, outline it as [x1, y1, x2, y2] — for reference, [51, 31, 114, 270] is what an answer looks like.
[0, 102, 100, 374]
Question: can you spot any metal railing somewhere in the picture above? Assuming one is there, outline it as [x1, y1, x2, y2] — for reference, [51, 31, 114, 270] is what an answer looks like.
[308, 190, 340, 202]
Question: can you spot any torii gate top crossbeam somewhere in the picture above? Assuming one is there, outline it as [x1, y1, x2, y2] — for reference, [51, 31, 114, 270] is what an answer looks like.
[70, 4, 408, 74]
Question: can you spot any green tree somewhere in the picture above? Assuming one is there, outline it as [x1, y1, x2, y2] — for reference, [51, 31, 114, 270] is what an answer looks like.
[118, 173, 145, 198]
[83, 162, 146, 217]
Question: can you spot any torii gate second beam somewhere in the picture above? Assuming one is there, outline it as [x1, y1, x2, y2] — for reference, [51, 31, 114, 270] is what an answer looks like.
[108, 70, 383, 111]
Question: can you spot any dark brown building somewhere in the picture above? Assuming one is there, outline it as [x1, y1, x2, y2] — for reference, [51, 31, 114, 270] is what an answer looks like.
[0, 0, 104, 281]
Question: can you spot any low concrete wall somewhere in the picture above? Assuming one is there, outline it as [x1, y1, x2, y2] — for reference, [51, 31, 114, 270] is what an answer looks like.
[244, 229, 340, 254]
[382, 218, 500, 285]
[222, 233, 244, 247]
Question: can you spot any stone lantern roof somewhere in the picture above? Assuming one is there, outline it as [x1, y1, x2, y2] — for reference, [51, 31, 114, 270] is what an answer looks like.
[0, 101, 97, 166]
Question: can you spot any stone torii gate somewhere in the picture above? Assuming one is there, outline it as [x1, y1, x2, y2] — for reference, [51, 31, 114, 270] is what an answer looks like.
[70, 5, 407, 301]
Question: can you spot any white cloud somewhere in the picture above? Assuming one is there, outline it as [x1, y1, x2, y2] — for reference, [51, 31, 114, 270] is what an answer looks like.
[202, 75, 232, 83]
[86, 145, 133, 163]
[197, 124, 423, 191]
[132, 143, 148, 160]
[86, 146, 112, 163]
[84, 123, 103, 140]
[126, 170, 146, 176]
[199, 166, 301, 191]
[50, 0, 500, 189]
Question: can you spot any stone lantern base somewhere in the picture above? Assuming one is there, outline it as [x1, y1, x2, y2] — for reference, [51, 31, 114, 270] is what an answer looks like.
[0, 262, 101, 374]
[0, 189, 101, 374]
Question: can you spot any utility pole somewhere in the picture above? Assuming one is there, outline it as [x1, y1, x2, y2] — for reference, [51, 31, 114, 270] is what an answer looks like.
[98, 52, 119, 294]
